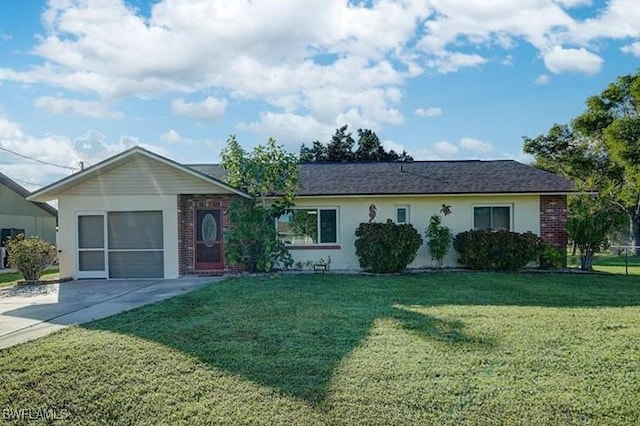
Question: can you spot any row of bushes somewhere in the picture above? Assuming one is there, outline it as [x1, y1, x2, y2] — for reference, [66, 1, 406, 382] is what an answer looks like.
[355, 222, 564, 273]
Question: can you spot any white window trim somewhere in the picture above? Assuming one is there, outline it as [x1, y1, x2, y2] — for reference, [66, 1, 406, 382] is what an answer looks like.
[395, 204, 410, 224]
[277, 207, 340, 246]
[471, 204, 514, 231]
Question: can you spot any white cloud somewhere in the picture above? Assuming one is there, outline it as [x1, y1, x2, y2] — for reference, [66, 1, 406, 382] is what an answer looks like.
[415, 107, 442, 117]
[501, 55, 514, 66]
[0, 0, 638, 140]
[459, 137, 494, 153]
[0, 114, 170, 189]
[534, 74, 551, 85]
[433, 141, 460, 157]
[160, 129, 183, 144]
[0, 114, 83, 187]
[34, 96, 122, 119]
[383, 140, 407, 154]
[622, 41, 640, 57]
[426, 52, 487, 74]
[171, 97, 228, 120]
[237, 112, 333, 146]
[543, 46, 603, 74]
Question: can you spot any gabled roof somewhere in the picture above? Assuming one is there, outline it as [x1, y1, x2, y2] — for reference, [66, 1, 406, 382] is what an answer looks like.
[28, 146, 250, 202]
[0, 171, 58, 216]
[190, 160, 575, 196]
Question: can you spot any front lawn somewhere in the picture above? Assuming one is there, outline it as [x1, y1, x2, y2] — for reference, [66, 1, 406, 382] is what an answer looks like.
[1, 273, 640, 424]
[591, 254, 640, 275]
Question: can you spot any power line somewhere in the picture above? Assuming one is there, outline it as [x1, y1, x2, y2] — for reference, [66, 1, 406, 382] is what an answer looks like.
[0, 146, 79, 171]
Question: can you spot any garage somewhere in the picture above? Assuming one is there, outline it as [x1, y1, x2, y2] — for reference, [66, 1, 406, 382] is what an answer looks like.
[78, 211, 164, 279]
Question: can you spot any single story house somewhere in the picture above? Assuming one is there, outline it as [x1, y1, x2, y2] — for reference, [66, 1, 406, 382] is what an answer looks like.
[28, 146, 574, 280]
[1, 172, 57, 266]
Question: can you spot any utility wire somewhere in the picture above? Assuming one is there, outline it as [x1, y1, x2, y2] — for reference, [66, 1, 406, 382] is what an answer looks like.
[0, 146, 79, 171]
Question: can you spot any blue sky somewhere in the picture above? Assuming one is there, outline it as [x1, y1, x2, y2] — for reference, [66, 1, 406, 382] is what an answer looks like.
[0, 0, 638, 190]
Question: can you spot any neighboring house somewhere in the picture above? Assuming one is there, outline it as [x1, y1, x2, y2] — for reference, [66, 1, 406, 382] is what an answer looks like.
[0, 171, 57, 246]
[28, 146, 574, 280]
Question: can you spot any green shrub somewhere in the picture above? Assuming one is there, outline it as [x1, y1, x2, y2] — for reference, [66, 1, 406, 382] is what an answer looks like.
[453, 229, 541, 271]
[355, 219, 423, 273]
[5, 234, 57, 283]
[539, 244, 566, 269]
[426, 214, 453, 267]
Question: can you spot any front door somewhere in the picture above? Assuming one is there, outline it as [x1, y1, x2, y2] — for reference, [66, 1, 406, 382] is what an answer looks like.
[195, 209, 223, 271]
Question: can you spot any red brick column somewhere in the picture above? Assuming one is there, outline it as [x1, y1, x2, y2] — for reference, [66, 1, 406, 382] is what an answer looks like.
[540, 195, 568, 265]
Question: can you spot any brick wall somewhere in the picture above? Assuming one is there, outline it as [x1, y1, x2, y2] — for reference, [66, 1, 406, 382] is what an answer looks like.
[540, 194, 568, 265]
[177, 194, 242, 275]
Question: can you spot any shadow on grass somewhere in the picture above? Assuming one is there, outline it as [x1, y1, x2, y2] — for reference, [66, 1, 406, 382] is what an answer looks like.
[82, 272, 640, 403]
[82, 276, 492, 403]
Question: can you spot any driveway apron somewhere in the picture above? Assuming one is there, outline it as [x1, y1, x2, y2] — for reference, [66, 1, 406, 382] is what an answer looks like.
[0, 277, 219, 349]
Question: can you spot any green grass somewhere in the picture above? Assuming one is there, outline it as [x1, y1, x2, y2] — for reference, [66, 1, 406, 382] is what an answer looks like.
[591, 254, 640, 275]
[0, 268, 59, 289]
[2, 273, 640, 424]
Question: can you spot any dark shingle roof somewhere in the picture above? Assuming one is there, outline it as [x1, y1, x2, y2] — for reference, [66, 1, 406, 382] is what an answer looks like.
[188, 160, 574, 196]
[0, 171, 58, 216]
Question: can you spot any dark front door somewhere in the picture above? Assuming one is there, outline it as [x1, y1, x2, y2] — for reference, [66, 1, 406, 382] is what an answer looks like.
[195, 209, 223, 271]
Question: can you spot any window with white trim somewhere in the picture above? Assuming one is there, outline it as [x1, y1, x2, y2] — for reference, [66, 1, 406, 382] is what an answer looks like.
[277, 208, 338, 245]
[473, 206, 511, 231]
[396, 205, 410, 224]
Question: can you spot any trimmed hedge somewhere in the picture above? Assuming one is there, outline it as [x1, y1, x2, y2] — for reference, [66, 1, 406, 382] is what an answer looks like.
[453, 229, 541, 271]
[355, 220, 423, 273]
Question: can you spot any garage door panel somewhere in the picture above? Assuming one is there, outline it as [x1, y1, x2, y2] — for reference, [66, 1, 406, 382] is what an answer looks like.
[108, 251, 164, 278]
[79, 251, 105, 271]
[107, 211, 164, 278]
[108, 211, 163, 250]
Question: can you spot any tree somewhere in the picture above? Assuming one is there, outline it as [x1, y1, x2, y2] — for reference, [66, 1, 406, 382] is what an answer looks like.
[220, 136, 298, 272]
[567, 192, 624, 270]
[425, 214, 453, 267]
[222, 135, 298, 207]
[300, 125, 413, 162]
[524, 71, 640, 252]
[326, 125, 355, 162]
[5, 234, 57, 283]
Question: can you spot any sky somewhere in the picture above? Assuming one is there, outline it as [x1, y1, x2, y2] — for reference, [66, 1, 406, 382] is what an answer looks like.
[0, 0, 639, 191]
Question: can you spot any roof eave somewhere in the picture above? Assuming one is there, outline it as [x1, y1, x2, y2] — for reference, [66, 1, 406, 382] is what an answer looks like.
[289, 190, 577, 198]
[27, 146, 251, 202]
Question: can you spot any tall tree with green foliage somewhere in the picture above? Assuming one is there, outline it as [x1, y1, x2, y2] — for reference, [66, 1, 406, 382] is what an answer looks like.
[221, 135, 298, 272]
[300, 125, 413, 162]
[567, 192, 625, 270]
[524, 71, 640, 251]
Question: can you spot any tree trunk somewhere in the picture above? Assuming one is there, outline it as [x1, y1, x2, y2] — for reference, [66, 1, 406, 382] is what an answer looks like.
[580, 247, 594, 271]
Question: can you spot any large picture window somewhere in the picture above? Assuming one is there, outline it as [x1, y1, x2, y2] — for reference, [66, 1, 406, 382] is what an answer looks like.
[277, 208, 338, 245]
[473, 206, 511, 231]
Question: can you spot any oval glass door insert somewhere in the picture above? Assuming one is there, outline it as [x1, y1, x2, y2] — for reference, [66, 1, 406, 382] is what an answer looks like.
[202, 213, 217, 247]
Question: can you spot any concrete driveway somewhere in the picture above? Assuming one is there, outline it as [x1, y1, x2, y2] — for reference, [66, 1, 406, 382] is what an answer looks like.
[0, 276, 222, 350]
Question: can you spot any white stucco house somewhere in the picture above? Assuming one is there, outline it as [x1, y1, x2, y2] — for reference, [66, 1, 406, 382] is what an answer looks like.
[28, 146, 574, 280]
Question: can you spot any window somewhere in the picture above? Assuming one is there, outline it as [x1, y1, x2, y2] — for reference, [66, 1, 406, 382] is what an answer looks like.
[277, 208, 338, 245]
[396, 205, 410, 224]
[473, 206, 511, 231]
